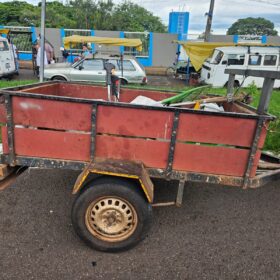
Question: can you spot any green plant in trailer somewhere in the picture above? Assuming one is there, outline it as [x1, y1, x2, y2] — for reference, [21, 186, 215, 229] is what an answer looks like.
[161, 85, 210, 105]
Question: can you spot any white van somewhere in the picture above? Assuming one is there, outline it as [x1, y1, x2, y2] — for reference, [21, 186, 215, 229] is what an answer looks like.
[200, 46, 280, 88]
[0, 36, 16, 78]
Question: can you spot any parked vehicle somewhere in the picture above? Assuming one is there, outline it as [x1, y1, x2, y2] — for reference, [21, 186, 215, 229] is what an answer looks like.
[200, 46, 280, 87]
[44, 55, 147, 85]
[0, 69, 279, 252]
[0, 36, 17, 78]
[166, 60, 194, 79]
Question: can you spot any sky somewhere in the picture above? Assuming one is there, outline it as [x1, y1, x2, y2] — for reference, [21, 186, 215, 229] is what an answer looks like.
[114, 0, 280, 34]
[4, 0, 280, 34]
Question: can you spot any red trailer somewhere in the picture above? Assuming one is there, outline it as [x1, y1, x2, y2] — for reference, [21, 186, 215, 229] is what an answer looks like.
[0, 69, 279, 252]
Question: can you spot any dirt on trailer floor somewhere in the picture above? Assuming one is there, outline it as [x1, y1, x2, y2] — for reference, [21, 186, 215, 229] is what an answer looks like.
[0, 168, 280, 279]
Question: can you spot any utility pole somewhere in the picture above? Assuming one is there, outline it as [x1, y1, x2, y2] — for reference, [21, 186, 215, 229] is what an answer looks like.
[39, 0, 46, 82]
[204, 0, 215, 42]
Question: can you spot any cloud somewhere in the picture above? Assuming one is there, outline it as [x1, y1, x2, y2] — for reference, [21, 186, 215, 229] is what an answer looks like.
[2, 0, 280, 33]
[115, 0, 280, 34]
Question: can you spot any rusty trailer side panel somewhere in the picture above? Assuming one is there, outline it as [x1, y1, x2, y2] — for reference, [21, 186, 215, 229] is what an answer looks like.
[0, 82, 273, 182]
[12, 96, 92, 131]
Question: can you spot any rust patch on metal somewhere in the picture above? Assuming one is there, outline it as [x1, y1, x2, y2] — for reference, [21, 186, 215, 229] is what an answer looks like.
[0, 166, 28, 191]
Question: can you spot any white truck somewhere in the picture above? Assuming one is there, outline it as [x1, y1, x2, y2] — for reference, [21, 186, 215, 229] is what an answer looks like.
[0, 36, 17, 78]
[200, 46, 280, 88]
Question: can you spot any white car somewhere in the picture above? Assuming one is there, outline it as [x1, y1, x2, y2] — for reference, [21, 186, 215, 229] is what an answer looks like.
[44, 56, 147, 85]
[0, 37, 17, 78]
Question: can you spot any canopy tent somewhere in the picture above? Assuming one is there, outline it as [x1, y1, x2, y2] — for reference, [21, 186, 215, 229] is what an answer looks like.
[176, 41, 279, 71]
[0, 29, 10, 35]
[64, 35, 143, 52]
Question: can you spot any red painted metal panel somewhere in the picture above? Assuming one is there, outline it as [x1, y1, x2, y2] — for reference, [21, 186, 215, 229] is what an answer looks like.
[1, 126, 8, 154]
[0, 104, 6, 123]
[58, 83, 107, 99]
[177, 113, 257, 147]
[58, 84, 165, 101]
[14, 128, 91, 161]
[57, 84, 174, 102]
[21, 83, 106, 99]
[13, 97, 92, 131]
[21, 83, 175, 102]
[97, 106, 173, 139]
[173, 143, 250, 177]
[22, 84, 60, 95]
[95, 135, 169, 168]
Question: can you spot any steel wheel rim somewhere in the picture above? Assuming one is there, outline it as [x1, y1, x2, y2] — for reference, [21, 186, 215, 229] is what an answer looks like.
[85, 196, 138, 242]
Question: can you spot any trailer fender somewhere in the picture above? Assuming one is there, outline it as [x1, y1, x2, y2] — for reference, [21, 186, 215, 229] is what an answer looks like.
[72, 159, 154, 203]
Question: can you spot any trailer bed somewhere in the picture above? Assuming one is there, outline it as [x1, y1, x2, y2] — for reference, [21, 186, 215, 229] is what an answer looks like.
[0, 77, 279, 252]
[0, 81, 278, 189]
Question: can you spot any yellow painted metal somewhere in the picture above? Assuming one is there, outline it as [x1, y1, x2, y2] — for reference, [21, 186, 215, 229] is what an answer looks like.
[194, 101, 200, 110]
[64, 35, 142, 51]
[72, 169, 152, 203]
[0, 29, 10, 35]
[72, 168, 90, 194]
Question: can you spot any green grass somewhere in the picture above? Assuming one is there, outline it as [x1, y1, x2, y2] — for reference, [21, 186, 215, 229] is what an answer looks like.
[253, 90, 280, 154]
[0, 79, 37, 89]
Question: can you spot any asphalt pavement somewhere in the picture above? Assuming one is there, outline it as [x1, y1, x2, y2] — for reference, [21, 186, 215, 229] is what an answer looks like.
[1, 168, 280, 280]
[1, 69, 280, 279]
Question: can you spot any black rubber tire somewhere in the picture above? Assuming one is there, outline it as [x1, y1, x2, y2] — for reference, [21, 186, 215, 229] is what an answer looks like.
[51, 76, 67, 81]
[71, 177, 153, 252]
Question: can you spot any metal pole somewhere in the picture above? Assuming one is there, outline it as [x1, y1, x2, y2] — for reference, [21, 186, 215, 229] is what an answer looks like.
[186, 57, 190, 85]
[121, 52, 124, 78]
[39, 0, 46, 82]
[204, 0, 215, 42]
[107, 85, 111, 102]
[226, 73, 235, 102]
[257, 78, 275, 114]
[9, 36, 17, 73]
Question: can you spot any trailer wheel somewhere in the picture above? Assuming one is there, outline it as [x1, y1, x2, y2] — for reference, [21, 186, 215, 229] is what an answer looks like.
[51, 76, 67, 81]
[120, 78, 128, 85]
[71, 178, 153, 252]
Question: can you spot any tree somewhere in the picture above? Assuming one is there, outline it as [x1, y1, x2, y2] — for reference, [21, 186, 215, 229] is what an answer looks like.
[227, 17, 278, 36]
[0, 0, 167, 32]
[112, 2, 166, 32]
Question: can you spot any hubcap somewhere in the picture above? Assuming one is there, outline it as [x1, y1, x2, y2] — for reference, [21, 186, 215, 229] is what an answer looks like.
[85, 197, 138, 242]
